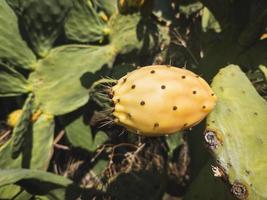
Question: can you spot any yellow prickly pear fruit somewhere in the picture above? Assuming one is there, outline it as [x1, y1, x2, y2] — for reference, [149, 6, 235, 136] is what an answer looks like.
[7, 109, 23, 128]
[112, 65, 217, 136]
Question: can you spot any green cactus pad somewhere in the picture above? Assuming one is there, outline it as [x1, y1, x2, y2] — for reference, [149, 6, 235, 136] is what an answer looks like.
[206, 65, 267, 199]
[64, 115, 108, 152]
[110, 13, 169, 55]
[29, 114, 54, 169]
[184, 160, 235, 200]
[0, 0, 36, 70]
[0, 63, 30, 96]
[0, 117, 54, 170]
[259, 65, 267, 79]
[65, 0, 109, 43]
[94, 0, 117, 17]
[30, 45, 116, 115]
[0, 111, 54, 170]
[8, 0, 72, 57]
[12, 94, 34, 158]
[0, 169, 80, 199]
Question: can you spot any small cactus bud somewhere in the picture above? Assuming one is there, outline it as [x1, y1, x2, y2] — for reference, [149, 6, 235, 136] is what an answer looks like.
[7, 109, 23, 128]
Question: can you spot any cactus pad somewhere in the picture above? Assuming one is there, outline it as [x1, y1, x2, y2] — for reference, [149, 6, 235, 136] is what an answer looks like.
[30, 45, 116, 115]
[0, 64, 30, 97]
[65, 0, 109, 43]
[8, 0, 73, 56]
[112, 65, 217, 135]
[0, 0, 36, 69]
[206, 65, 267, 199]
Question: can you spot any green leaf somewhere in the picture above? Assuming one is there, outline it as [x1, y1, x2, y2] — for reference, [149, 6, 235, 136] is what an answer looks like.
[184, 160, 235, 200]
[30, 45, 116, 115]
[0, 63, 30, 96]
[207, 65, 267, 199]
[12, 94, 34, 158]
[65, 115, 108, 152]
[0, 169, 81, 200]
[65, 0, 109, 43]
[7, 0, 73, 57]
[0, 0, 36, 70]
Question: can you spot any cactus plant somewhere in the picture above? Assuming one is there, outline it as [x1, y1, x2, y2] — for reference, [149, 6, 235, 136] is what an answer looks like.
[206, 65, 267, 199]
[0, 0, 267, 199]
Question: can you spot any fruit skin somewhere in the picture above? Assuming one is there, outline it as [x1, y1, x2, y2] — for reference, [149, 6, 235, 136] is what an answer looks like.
[112, 65, 217, 136]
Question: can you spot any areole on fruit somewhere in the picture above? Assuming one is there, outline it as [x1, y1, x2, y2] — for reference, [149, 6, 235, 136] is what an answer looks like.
[110, 65, 217, 136]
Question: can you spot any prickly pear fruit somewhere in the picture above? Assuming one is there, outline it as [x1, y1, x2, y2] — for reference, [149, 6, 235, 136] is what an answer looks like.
[112, 65, 217, 136]
[7, 109, 23, 128]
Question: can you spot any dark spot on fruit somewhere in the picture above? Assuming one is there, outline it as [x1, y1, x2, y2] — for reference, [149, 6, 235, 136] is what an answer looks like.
[231, 182, 248, 199]
[256, 137, 263, 145]
[211, 93, 215, 96]
[202, 105, 206, 109]
[195, 75, 200, 78]
[181, 75, 186, 79]
[204, 130, 221, 150]
[140, 101, 145, 106]
[161, 85, 166, 89]
[173, 106, 177, 110]
[183, 123, 188, 127]
[193, 90, 197, 94]
[150, 70, 155, 74]
[154, 123, 159, 128]
[211, 120, 215, 123]
[131, 84, 136, 89]
[254, 112, 258, 116]
[117, 99, 120, 103]
[245, 170, 250, 175]
[242, 90, 246, 94]
[127, 113, 131, 118]
[123, 78, 127, 83]
[227, 163, 232, 167]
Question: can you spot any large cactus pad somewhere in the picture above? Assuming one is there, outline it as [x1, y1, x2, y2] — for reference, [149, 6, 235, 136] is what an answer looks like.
[206, 65, 267, 199]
